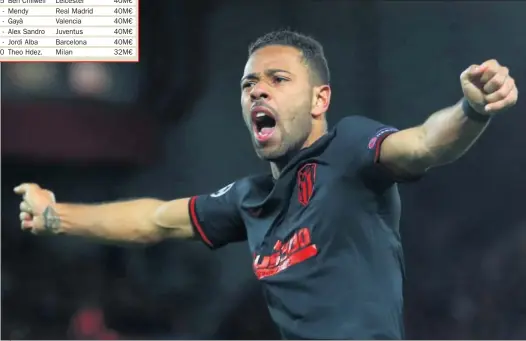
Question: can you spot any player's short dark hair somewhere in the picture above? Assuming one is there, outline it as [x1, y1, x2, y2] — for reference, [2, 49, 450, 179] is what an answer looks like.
[248, 30, 330, 86]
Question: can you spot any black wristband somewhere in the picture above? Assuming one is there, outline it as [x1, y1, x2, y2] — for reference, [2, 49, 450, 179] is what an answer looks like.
[462, 98, 491, 123]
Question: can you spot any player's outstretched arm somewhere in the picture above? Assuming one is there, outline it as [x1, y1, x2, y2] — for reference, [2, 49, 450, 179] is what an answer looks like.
[379, 59, 518, 176]
[14, 183, 194, 243]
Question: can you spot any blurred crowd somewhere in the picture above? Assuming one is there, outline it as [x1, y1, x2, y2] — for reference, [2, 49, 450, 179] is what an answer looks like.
[1, 229, 279, 339]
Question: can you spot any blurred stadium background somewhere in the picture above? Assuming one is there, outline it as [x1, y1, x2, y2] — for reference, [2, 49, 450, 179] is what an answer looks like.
[2, 0, 526, 339]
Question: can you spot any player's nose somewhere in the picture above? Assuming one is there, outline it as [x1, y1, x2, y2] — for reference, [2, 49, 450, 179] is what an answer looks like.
[250, 84, 270, 101]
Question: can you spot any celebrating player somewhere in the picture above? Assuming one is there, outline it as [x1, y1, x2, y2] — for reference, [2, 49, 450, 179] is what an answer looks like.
[16, 30, 518, 339]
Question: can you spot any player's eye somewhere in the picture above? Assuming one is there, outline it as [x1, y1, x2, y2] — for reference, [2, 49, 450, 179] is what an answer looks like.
[273, 76, 288, 84]
[242, 81, 255, 89]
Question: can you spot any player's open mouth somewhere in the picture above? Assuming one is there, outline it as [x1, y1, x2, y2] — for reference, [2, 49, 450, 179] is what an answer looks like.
[251, 107, 276, 143]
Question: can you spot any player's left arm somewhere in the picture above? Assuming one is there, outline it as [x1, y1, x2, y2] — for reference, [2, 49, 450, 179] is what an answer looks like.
[380, 59, 518, 177]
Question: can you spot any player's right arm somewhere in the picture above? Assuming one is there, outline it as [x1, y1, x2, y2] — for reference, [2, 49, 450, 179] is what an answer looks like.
[14, 183, 194, 243]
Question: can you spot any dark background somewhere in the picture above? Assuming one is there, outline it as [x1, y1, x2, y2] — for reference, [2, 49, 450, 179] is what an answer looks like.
[2, 0, 526, 339]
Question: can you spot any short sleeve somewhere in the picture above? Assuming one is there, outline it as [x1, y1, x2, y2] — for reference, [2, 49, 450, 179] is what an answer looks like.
[188, 181, 246, 249]
[335, 115, 400, 182]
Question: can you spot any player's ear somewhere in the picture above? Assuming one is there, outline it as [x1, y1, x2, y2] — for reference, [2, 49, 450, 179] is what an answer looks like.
[312, 85, 331, 118]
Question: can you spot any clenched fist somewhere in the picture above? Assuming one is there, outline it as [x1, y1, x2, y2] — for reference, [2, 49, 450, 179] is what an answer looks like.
[461, 59, 518, 115]
[14, 183, 58, 234]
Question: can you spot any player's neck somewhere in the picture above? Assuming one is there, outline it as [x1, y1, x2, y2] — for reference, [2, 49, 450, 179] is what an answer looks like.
[270, 163, 281, 180]
[303, 120, 327, 150]
[270, 121, 328, 179]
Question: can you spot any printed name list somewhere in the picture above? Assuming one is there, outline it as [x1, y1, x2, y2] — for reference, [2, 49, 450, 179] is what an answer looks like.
[0, 0, 138, 62]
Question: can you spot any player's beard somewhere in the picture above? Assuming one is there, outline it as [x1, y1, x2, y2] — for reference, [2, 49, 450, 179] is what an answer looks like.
[253, 100, 313, 164]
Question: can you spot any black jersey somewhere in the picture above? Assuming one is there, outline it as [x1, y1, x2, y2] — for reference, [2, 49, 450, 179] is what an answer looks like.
[189, 116, 408, 339]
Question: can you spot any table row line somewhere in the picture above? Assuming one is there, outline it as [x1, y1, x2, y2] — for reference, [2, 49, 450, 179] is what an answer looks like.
[1, 7, 137, 15]
[1, 26, 135, 35]
[3, 0, 137, 6]
[0, 47, 137, 58]
[0, 37, 137, 46]
[0, 16, 136, 25]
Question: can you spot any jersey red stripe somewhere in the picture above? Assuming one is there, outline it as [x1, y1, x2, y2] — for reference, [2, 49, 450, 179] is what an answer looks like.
[189, 196, 213, 247]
